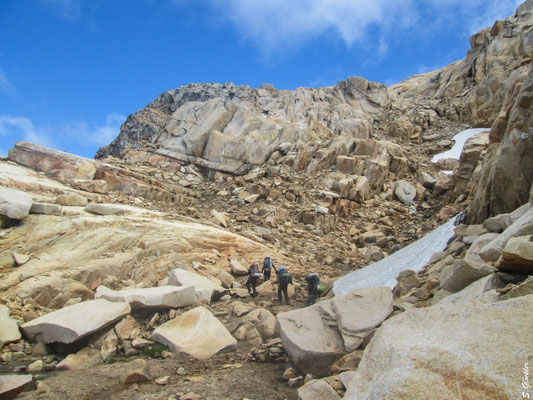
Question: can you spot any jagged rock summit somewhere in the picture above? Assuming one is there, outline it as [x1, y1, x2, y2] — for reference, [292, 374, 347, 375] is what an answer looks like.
[97, 0, 532, 223]
[0, 2, 532, 399]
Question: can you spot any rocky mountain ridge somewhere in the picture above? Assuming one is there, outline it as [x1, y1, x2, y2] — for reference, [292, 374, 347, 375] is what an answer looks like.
[96, 0, 532, 225]
[0, 1, 532, 399]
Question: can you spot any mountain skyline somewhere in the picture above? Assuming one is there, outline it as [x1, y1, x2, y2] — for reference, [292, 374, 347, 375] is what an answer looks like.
[0, 0, 522, 158]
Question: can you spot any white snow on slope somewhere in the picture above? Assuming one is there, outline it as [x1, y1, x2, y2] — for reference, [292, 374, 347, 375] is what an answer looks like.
[333, 215, 460, 294]
[431, 128, 488, 163]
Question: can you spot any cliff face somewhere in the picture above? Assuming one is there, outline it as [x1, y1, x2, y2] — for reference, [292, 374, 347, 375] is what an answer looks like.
[96, 77, 387, 174]
[97, 0, 532, 222]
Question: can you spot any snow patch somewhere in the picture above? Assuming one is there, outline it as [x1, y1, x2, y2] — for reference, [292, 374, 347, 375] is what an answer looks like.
[333, 215, 460, 294]
[432, 128, 488, 163]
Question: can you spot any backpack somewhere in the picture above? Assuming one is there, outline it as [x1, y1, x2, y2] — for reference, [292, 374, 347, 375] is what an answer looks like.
[250, 264, 259, 275]
[317, 283, 327, 294]
[279, 267, 292, 284]
[306, 273, 319, 288]
[263, 257, 272, 270]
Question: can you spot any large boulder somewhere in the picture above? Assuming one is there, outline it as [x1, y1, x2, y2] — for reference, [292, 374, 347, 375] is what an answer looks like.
[151, 306, 236, 360]
[277, 287, 393, 377]
[439, 260, 495, 293]
[437, 274, 504, 306]
[242, 308, 278, 341]
[0, 305, 21, 348]
[0, 375, 34, 400]
[0, 186, 32, 220]
[498, 235, 533, 274]
[343, 296, 533, 400]
[230, 259, 248, 276]
[95, 285, 196, 309]
[479, 206, 533, 262]
[168, 268, 227, 302]
[20, 299, 131, 344]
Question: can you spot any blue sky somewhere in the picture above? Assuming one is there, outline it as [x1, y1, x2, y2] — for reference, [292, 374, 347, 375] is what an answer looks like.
[0, 0, 522, 158]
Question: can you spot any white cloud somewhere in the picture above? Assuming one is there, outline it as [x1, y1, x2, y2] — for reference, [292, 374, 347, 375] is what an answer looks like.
[207, 0, 520, 54]
[209, 0, 416, 52]
[467, 0, 522, 34]
[0, 115, 56, 149]
[39, 0, 83, 20]
[0, 67, 13, 92]
[64, 112, 125, 146]
[0, 113, 124, 156]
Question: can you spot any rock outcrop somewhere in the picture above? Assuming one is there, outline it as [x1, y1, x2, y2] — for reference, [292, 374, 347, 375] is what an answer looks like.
[151, 306, 237, 360]
[277, 287, 393, 377]
[343, 296, 533, 400]
[96, 78, 387, 175]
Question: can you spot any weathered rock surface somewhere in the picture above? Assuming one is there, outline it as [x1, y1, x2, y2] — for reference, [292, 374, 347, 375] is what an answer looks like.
[55, 193, 88, 207]
[0, 305, 21, 348]
[168, 268, 227, 302]
[0, 375, 34, 400]
[277, 287, 393, 377]
[394, 180, 416, 205]
[343, 296, 533, 400]
[12, 252, 30, 266]
[0, 186, 32, 220]
[29, 202, 61, 215]
[438, 274, 504, 305]
[297, 379, 341, 400]
[230, 259, 248, 276]
[439, 259, 495, 293]
[85, 204, 125, 215]
[151, 306, 236, 360]
[96, 77, 387, 174]
[56, 347, 102, 370]
[21, 299, 131, 344]
[499, 235, 533, 274]
[480, 206, 533, 261]
[95, 285, 196, 309]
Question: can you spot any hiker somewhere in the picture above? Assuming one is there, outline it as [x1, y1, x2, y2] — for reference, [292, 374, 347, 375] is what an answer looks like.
[262, 256, 274, 281]
[276, 266, 293, 305]
[246, 263, 261, 298]
[305, 273, 320, 306]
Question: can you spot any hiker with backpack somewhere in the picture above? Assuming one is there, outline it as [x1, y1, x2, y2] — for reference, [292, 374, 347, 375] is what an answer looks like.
[262, 256, 274, 281]
[305, 272, 320, 306]
[276, 266, 293, 305]
[246, 263, 261, 298]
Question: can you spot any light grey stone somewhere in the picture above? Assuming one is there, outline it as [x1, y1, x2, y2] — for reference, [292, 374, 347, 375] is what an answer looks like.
[394, 180, 416, 205]
[55, 193, 88, 207]
[297, 379, 341, 400]
[30, 202, 62, 215]
[277, 287, 393, 377]
[168, 268, 227, 302]
[480, 207, 533, 262]
[85, 204, 125, 215]
[440, 260, 495, 293]
[343, 296, 533, 400]
[21, 299, 130, 344]
[0, 305, 21, 348]
[0, 375, 34, 399]
[151, 306, 236, 360]
[0, 186, 32, 220]
[95, 285, 195, 309]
